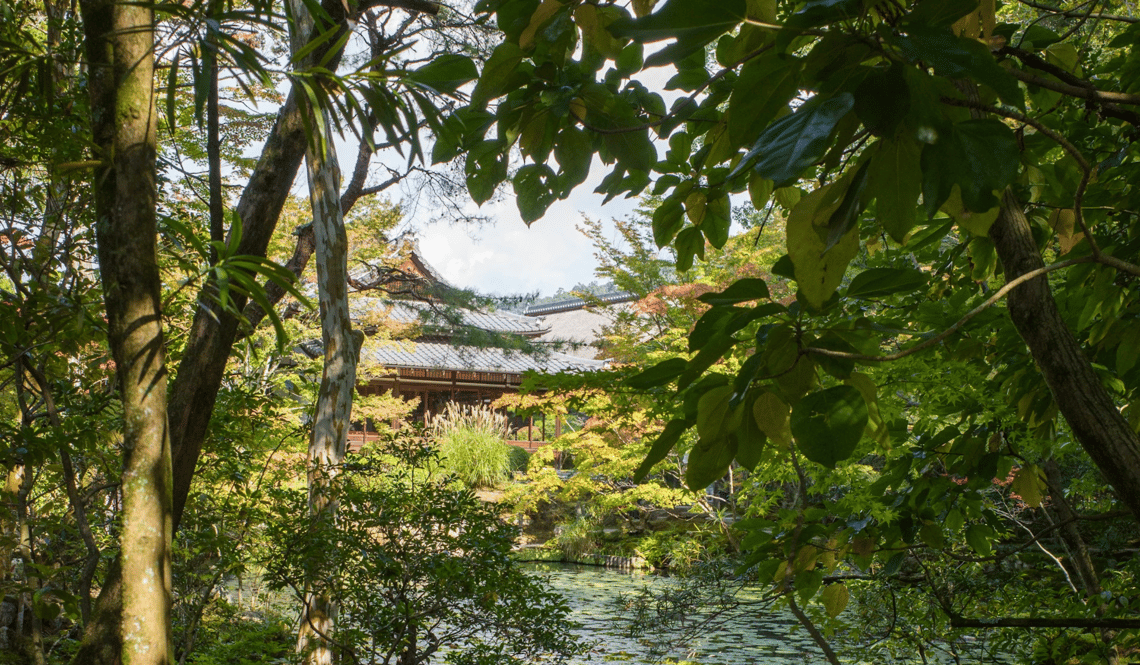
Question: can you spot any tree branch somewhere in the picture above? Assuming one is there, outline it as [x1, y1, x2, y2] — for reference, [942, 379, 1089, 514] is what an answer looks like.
[1006, 67, 1140, 107]
[1016, 0, 1137, 23]
[802, 255, 1093, 362]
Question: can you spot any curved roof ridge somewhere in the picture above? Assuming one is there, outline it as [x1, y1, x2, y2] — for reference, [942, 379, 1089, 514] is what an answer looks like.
[523, 291, 639, 317]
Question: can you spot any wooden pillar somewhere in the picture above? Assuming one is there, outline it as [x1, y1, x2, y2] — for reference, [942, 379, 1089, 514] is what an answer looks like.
[450, 371, 456, 401]
[555, 414, 562, 438]
[527, 414, 533, 442]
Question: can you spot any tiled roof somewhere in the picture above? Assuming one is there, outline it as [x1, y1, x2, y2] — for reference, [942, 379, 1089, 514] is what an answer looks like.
[351, 297, 551, 336]
[360, 339, 606, 375]
[523, 291, 639, 316]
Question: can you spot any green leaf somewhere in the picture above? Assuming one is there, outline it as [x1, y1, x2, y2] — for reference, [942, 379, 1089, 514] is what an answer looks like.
[609, 0, 747, 67]
[675, 226, 705, 272]
[652, 197, 685, 247]
[634, 419, 690, 481]
[465, 140, 507, 205]
[432, 107, 495, 164]
[846, 268, 928, 299]
[627, 357, 688, 389]
[853, 64, 910, 137]
[700, 194, 731, 248]
[786, 0, 863, 31]
[791, 385, 868, 468]
[739, 93, 855, 188]
[893, 25, 1024, 108]
[472, 42, 525, 106]
[753, 392, 792, 448]
[820, 583, 849, 618]
[823, 159, 872, 251]
[902, 0, 979, 28]
[685, 434, 737, 490]
[697, 278, 770, 305]
[787, 185, 861, 309]
[921, 119, 1019, 216]
[406, 54, 478, 94]
[965, 524, 993, 556]
[554, 125, 593, 193]
[736, 400, 767, 470]
[697, 385, 743, 441]
[728, 51, 801, 146]
[866, 134, 923, 242]
[513, 164, 557, 224]
[1011, 464, 1046, 508]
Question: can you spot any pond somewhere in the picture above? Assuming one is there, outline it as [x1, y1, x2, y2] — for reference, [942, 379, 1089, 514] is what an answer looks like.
[523, 562, 824, 665]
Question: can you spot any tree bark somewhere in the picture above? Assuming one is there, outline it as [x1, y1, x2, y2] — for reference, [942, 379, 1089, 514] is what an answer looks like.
[287, 0, 361, 660]
[990, 190, 1140, 522]
[80, 0, 173, 661]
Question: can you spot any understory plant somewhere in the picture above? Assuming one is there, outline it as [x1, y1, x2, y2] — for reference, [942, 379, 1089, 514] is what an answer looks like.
[430, 402, 513, 489]
[262, 437, 585, 665]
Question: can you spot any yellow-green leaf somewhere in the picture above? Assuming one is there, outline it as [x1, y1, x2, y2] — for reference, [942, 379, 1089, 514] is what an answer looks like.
[753, 392, 792, 448]
[820, 583, 849, 618]
[697, 385, 742, 441]
[787, 185, 860, 309]
[1011, 464, 1046, 508]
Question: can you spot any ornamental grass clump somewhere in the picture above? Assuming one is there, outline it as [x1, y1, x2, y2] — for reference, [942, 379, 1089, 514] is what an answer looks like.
[429, 402, 512, 488]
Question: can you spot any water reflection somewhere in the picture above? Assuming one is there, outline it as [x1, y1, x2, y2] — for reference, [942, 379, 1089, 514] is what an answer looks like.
[523, 562, 823, 664]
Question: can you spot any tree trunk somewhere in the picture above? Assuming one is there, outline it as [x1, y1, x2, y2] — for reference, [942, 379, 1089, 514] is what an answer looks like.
[287, 0, 361, 657]
[79, 0, 173, 661]
[990, 190, 1140, 521]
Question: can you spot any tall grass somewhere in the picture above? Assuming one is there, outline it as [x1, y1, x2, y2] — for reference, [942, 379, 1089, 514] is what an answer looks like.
[429, 403, 512, 488]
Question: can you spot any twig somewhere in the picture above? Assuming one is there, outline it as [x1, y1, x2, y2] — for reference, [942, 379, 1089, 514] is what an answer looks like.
[802, 256, 1093, 362]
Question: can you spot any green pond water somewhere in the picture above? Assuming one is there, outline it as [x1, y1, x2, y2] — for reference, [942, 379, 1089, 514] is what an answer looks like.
[523, 562, 822, 665]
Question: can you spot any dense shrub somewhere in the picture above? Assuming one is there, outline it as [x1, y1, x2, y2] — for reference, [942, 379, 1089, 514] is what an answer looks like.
[263, 439, 585, 665]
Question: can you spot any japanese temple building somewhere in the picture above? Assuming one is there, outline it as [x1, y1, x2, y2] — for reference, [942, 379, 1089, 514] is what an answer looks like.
[334, 248, 617, 451]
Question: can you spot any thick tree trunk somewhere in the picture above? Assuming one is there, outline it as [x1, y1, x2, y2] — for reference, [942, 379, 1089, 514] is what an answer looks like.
[990, 190, 1140, 521]
[287, 1, 360, 661]
[80, 0, 172, 661]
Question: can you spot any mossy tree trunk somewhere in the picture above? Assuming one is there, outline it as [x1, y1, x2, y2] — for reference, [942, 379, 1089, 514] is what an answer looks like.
[79, 0, 172, 662]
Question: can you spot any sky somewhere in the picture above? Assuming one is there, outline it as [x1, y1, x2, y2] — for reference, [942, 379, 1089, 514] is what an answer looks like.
[413, 160, 641, 299]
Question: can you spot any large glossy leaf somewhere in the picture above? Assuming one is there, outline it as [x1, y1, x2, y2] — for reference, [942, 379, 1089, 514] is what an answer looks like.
[513, 164, 557, 224]
[633, 419, 690, 481]
[846, 268, 928, 299]
[866, 134, 923, 241]
[432, 106, 495, 164]
[738, 93, 855, 188]
[902, 0, 979, 28]
[893, 25, 1023, 108]
[921, 119, 1019, 216]
[609, 0, 746, 67]
[652, 197, 685, 247]
[471, 42, 526, 106]
[787, 185, 861, 309]
[823, 159, 871, 251]
[674, 226, 705, 272]
[735, 401, 767, 471]
[465, 140, 507, 205]
[697, 385, 742, 441]
[791, 385, 868, 468]
[685, 434, 737, 490]
[786, 0, 863, 31]
[697, 278, 770, 305]
[728, 51, 801, 146]
[853, 65, 910, 137]
[627, 357, 688, 389]
[406, 54, 478, 95]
